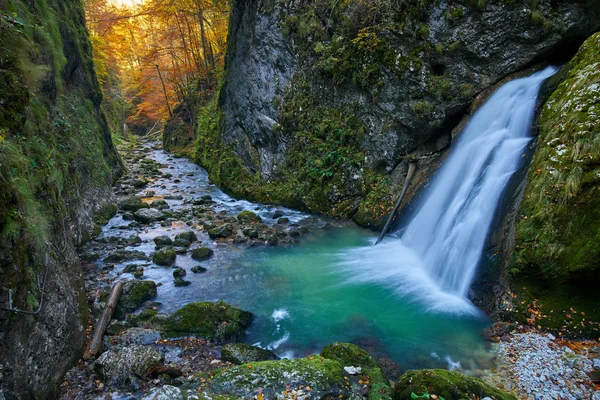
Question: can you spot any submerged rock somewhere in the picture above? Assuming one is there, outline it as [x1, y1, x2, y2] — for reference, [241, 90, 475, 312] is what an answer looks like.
[191, 265, 207, 273]
[134, 208, 165, 224]
[393, 369, 516, 400]
[162, 301, 252, 341]
[220, 343, 278, 364]
[191, 247, 214, 261]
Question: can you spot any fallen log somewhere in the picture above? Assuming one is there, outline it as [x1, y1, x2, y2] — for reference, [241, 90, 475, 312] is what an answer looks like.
[374, 162, 417, 246]
[84, 280, 124, 359]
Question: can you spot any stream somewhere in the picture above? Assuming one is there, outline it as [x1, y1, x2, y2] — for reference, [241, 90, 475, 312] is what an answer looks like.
[90, 142, 493, 379]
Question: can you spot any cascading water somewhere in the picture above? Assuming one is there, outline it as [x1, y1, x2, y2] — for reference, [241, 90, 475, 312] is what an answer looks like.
[339, 67, 557, 313]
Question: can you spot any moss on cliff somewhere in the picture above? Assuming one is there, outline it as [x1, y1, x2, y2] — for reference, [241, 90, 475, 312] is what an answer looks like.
[513, 32, 600, 281]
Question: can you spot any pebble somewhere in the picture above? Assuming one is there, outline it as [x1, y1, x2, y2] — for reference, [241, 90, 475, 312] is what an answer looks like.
[486, 332, 596, 400]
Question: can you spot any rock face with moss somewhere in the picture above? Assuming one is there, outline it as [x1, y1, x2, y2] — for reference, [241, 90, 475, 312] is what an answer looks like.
[0, 0, 121, 397]
[513, 32, 600, 281]
[195, 0, 599, 227]
[393, 369, 516, 400]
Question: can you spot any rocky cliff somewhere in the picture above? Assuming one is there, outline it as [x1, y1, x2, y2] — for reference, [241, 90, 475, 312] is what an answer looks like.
[0, 0, 122, 397]
[196, 0, 599, 228]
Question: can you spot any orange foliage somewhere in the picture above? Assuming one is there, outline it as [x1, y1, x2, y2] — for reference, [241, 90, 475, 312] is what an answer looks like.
[84, 0, 229, 128]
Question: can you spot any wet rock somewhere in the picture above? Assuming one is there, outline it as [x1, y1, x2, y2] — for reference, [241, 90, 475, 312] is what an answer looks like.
[191, 265, 207, 274]
[393, 369, 515, 400]
[115, 280, 158, 319]
[122, 264, 142, 274]
[150, 199, 170, 210]
[191, 247, 214, 261]
[104, 250, 148, 263]
[117, 328, 161, 346]
[152, 247, 176, 266]
[221, 343, 278, 364]
[242, 227, 259, 239]
[172, 268, 186, 278]
[132, 178, 148, 188]
[140, 385, 183, 400]
[237, 210, 262, 223]
[208, 224, 233, 239]
[173, 278, 191, 287]
[122, 212, 135, 220]
[134, 208, 165, 224]
[172, 238, 191, 248]
[153, 235, 173, 246]
[162, 301, 252, 341]
[173, 247, 187, 255]
[175, 231, 197, 243]
[92, 345, 163, 386]
[277, 217, 289, 224]
[272, 210, 284, 219]
[120, 196, 149, 212]
[163, 194, 184, 200]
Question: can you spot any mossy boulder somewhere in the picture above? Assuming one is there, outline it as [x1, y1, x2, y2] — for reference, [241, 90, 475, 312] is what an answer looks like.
[134, 208, 165, 224]
[191, 265, 207, 273]
[175, 231, 198, 242]
[95, 203, 118, 225]
[104, 250, 148, 263]
[191, 247, 214, 261]
[120, 196, 149, 212]
[172, 238, 191, 248]
[153, 247, 176, 266]
[393, 369, 516, 400]
[115, 280, 158, 319]
[220, 343, 277, 364]
[321, 342, 391, 398]
[153, 235, 173, 246]
[208, 224, 233, 239]
[161, 301, 252, 341]
[237, 210, 262, 223]
[206, 357, 347, 398]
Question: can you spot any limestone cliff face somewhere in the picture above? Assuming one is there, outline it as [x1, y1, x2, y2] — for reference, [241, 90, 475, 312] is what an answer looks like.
[197, 0, 599, 228]
[0, 0, 122, 397]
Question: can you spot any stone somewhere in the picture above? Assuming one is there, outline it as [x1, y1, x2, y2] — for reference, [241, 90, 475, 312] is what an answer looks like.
[104, 250, 147, 263]
[172, 238, 191, 248]
[153, 235, 173, 246]
[272, 210, 284, 219]
[191, 247, 214, 261]
[150, 199, 170, 209]
[191, 265, 207, 274]
[174, 278, 191, 287]
[393, 369, 516, 400]
[242, 227, 259, 238]
[119, 196, 148, 212]
[220, 343, 278, 364]
[277, 217, 290, 224]
[141, 385, 183, 400]
[162, 301, 252, 341]
[208, 224, 233, 239]
[93, 345, 163, 382]
[237, 210, 262, 223]
[115, 280, 158, 319]
[134, 208, 164, 224]
[172, 268, 186, 278]
[152, 247, 176, 266]
[117, 328, 161, 346]
[175, 231, 198, 242]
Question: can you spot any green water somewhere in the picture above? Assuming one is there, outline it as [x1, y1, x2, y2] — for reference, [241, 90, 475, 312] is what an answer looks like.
[180, 227, 493, 376]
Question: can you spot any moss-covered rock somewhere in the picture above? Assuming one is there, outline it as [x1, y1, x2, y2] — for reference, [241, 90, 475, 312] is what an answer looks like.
[115, 280, 158, 319]
[220, 343, 278, 364]
[321, 342, 391, 398]
[208, 224, 233, 239]
[191, 247, 214, 261]
[513, 32, 600, 281]
[393, 369, 516, 400]
[237, 210, 262, 223]
[104, 250, 147, 263]
[153, 247, 176, 266]
[161, 300, 252, 341]
[120, 196, 149, 212]
[153, 235, 173, 246]
[175, 231, 198, 242]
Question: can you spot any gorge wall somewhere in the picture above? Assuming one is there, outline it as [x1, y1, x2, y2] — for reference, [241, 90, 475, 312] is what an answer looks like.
[0, 0, 122, 398]
[195, 0, 599, 229]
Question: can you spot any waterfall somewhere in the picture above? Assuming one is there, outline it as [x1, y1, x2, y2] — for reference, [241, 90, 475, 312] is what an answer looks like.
[339, 67, 557, 313]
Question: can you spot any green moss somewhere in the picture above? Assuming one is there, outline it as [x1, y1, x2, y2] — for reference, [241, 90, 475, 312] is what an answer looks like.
[114, 280, 158, 319]
[191, 247, 214, 261]
[393, 369, 516, 400]
[152, 247, 177, 266]
[513, 32, 600, 281]
[162, 300, 252, 341]
[220, 343, 277, 364]
[237, 210, 262, 223]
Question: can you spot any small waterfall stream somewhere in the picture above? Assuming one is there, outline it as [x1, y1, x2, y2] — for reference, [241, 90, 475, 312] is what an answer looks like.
[340, 67, 556, 313]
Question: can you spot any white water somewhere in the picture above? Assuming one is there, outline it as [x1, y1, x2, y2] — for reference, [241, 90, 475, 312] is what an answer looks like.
[339, 67, 557, 313]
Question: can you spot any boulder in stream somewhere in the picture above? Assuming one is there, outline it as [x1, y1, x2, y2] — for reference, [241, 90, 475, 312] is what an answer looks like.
[119, 196, 149, 212]
[114, 280, 158, 319]
[220, 343, 278, 364]
[152, 247, 176, 266]
[134, 208, 165, 224]
[191, 247, 214, 261]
